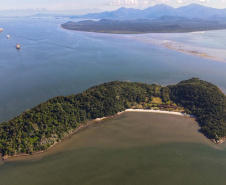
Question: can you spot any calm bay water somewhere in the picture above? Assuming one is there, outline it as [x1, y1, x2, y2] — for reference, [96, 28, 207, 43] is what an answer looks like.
[0, 18, 226, 184]
[0, 18, 226, 123]
[135, 30, 226, 59]
[0, 113, 226, 185]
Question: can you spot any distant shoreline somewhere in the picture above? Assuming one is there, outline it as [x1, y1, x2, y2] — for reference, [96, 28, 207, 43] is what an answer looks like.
[61, 19, 226, 35]
[61, 25, 226, 63]
[62, 25, 226, 35]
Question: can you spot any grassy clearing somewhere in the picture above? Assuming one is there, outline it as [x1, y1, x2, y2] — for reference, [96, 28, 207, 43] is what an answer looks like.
[152, 97, 163, 104]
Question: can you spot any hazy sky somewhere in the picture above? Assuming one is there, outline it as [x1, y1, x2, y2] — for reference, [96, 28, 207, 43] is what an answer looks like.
[0, 0, 226, 10]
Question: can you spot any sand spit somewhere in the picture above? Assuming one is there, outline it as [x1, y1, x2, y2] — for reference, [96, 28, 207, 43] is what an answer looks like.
[160, 42, 221, 62]
[128, 36, 226, 63]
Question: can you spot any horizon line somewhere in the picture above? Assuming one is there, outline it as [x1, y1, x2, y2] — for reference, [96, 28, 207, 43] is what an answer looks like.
[0, 3, 226, 12]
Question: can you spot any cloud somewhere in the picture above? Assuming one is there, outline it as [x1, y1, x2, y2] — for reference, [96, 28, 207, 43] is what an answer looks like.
[107, 0, 212, 6]
[107, 0, 170, 6]
[177, 0, 210, 4]
[108, 0, 138, 5]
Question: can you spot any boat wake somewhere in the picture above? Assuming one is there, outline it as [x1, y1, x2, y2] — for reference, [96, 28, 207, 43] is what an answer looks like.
[8, 33, 78, 50]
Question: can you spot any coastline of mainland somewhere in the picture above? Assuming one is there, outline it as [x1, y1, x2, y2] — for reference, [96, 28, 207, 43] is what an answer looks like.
[61, 25, 226, 63]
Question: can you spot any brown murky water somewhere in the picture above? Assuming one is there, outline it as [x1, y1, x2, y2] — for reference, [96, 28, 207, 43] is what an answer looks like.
[0, 112, 226, 185]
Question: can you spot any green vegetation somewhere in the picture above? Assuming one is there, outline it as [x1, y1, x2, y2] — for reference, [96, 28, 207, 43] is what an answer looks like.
[0, 78, 225, 157]
[169, 78, 226, 140]
[152, 97, 163, 104]
[61, 19, 226, 34]
[0, 82, 161, 156]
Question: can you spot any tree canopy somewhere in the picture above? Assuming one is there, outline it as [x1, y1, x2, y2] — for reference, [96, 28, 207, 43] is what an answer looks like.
[0, 78, 225, 157]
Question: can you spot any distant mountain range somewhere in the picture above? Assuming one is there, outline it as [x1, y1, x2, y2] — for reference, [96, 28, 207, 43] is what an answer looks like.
[70, 4, 226, 20]
[2, 4, 226, 20]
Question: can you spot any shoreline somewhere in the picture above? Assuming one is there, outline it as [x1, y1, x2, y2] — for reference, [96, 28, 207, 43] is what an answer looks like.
[129, 36, 226, 63]
[61, 25, 226, 35]
[61, 26, 226, 63]
[1, 111, 125, 161]
[1, 109, 223, 161]
[125, 109, 197, 118]
[160, 42, 224, 62]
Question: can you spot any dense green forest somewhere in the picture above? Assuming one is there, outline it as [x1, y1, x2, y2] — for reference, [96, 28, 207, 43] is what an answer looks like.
[168, 78, 226, 139]
[62, 19, 226, 34]
[0, 78, 225, 157]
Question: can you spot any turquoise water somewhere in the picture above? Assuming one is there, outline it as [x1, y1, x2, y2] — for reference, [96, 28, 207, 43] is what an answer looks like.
[0, 18, 226, 123]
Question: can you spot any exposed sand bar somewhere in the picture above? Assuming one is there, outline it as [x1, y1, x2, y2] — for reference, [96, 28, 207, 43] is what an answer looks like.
[61, 28, 226, 63]
[105, 33, 226, 63]
[125, 109, 197, 118]
[130, 36, 225, 62]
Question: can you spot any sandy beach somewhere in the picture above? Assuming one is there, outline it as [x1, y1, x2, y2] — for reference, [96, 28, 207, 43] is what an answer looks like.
[125, 109, 196, 118]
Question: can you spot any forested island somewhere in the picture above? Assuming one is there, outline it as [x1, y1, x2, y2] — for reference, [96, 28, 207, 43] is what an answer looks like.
[62, 19, 226, 34]
[0, 78, 225, 159]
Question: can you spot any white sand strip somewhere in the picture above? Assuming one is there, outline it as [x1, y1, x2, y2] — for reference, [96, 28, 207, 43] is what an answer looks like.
[125, 109, 197, 118]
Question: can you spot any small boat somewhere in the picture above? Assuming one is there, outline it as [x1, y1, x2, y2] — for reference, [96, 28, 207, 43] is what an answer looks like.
[7, 35, 10, 38]
[0, 28, 3, 32]
[16, 44, 20, 49]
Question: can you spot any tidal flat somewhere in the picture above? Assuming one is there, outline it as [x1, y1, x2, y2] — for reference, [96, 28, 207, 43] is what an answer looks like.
[1, 112, 226, 185]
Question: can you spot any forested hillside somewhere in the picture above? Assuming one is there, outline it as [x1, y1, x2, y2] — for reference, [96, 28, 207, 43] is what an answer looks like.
[0, 82, 161, 156]
[169, 78, 226, 139]
[0, 78, 225, 157]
